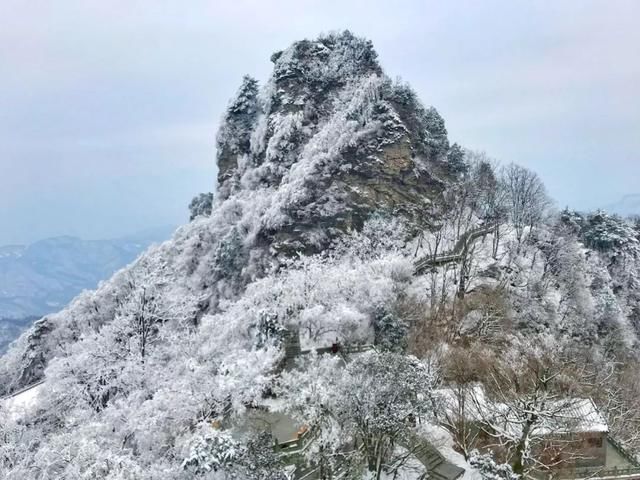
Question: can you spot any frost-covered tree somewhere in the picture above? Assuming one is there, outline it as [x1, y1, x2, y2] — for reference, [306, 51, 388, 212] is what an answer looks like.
[581, 210, 639, 256]
[474, 338, 590, 476]
[470, 450, 519, 480]
[501, 163, 550, 244]
[189, 192, 214, 221]
[423, 106, 450, 159]
[212, 227, 246, 279]
[373, 308, 409, 352]
[277, 351, 436, 479]
[182, 427, 286, 479]
[182, 427, 242, 475]
[468, 153, 507, 257]
[559, 208, 585, 235]
[447, 143, 468, 176]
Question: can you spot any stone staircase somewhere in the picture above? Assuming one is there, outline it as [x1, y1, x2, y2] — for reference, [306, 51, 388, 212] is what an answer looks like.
[608, 435, 640, 467]
[414, 223, 496, 274]
[288, 431, 465, 480]
[404, 432, 466, 480]
[281, 327, 374, 371]
[282, 327, 302, 369]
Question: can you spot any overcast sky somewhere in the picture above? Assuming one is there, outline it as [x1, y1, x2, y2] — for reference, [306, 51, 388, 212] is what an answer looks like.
[1, 1, 639, 245]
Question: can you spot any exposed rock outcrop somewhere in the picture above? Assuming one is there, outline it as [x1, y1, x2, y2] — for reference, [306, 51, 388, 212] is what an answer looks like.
[216, 30, 461, 255]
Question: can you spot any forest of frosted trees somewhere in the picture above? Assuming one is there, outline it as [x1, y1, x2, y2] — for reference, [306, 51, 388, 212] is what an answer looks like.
[1, 31, 640, 480]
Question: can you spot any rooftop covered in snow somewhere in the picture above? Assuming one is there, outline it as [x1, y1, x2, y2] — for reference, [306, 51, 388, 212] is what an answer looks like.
[434, 385, 608, 436]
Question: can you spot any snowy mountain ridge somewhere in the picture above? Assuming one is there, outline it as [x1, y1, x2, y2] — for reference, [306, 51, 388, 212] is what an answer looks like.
[1, 32, 640, 480]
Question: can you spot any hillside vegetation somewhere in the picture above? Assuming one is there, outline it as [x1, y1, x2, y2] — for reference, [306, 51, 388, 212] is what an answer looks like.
[1, 32, 639, 480]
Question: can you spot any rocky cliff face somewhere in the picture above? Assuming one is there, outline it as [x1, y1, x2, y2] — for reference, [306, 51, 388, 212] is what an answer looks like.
[215, 31, 459, 255]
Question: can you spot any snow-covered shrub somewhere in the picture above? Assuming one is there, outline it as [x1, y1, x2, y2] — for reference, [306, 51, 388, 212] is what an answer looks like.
[470, 450, 519, 480]
[182, 427, 241, 474]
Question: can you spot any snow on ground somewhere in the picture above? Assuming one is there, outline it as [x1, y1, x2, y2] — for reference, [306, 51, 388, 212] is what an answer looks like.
[417, 423, 482, 480]
[2, 382, 44, 421]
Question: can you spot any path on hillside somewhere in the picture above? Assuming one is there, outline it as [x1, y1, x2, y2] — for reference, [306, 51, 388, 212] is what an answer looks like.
[289, 429, 465, 480]
[0, 379, 45, 401]
[401, 431, 466, 480]
[414, 223, 495, 274]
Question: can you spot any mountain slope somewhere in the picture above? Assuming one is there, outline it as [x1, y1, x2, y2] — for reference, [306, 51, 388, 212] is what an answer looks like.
[3, 31, 640, 479]
[0, 33, 465, 479]
[1, 31, 461, 391]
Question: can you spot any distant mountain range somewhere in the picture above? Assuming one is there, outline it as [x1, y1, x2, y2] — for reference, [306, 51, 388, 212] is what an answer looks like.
[604, 194, 640, 217]
[0, 226, 175, 352]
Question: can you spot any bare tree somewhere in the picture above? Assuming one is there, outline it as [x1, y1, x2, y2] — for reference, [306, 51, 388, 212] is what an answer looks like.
[474, 341, 592, 476]
[467, 153, 508, 257]
[581, 353, 640, 453]
[434, 345, 493, 459]
[501, 163, 551, 245]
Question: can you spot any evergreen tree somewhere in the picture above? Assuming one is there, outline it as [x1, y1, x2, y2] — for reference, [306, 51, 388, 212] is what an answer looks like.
[423, 106, 450, 158]
[189, 192, 214, 221]
[373, 308, 408, 352]
[447, 143, 468, 176]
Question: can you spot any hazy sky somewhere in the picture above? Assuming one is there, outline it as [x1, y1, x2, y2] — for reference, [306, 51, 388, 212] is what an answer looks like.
[1, 1, 639, 245]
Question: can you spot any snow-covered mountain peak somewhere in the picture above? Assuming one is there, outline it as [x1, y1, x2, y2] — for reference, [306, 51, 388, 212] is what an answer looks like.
[3, 32, 640, 480]
[215, 31, 461, 257]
